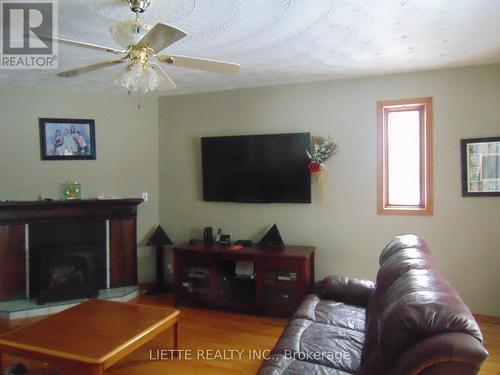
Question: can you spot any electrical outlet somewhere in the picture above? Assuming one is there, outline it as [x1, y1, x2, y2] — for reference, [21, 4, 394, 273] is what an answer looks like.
[167, 264, 173, 274]
[141, 192, 148, 202]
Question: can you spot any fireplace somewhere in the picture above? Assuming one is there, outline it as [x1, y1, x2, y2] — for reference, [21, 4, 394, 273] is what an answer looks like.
[0, 199, 141, 303]
[36, 246, 99, 304]
[29, 220, 106, 304]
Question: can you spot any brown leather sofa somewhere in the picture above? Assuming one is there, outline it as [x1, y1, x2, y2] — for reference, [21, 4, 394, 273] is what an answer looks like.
[258, 234, 488, 375]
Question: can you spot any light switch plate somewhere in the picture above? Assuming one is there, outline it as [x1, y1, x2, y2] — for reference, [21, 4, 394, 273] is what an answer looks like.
[141, 192, 148, 202]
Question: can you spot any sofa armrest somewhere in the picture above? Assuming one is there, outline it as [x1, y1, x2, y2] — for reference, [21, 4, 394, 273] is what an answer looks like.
[314, 275, 375, 307]
[388, 332, 489, 375]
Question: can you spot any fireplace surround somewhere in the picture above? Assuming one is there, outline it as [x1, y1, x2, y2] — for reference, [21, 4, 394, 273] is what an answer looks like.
[0, 199, 142, 303]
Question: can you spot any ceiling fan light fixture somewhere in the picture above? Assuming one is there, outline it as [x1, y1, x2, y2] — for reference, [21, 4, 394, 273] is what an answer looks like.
[114, 62, 159, 94]
[55, 1, 240, 93]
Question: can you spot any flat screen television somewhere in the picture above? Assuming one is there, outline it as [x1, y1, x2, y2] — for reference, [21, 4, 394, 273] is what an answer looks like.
[201, 132, 311, 203]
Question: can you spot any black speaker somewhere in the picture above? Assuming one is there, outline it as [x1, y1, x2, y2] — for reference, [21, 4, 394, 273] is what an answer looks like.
[259, 224, 284, 248]
[203, 226, 214, 244]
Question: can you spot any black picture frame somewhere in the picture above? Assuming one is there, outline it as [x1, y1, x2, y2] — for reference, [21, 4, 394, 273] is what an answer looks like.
[39, 118, 96, 160]
[461, 136, 500, 196]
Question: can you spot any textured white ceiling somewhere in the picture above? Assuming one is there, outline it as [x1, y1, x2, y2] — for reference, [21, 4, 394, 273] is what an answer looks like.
[1, 0, 500, 96]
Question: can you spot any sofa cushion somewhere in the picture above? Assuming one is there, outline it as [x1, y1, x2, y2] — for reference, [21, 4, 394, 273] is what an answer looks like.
[377, 268, 483, 367]
[293, 295, 366, 332]
[272, 318, 364, 373]
[379, 234, 430, 265]
[314, 276, 375, 308]
[259, 354, 353, 375]
[376, 247, 435, 293]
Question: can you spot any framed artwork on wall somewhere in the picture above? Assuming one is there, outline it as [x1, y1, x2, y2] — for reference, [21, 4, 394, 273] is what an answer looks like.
[461, 136, 500, 196]
[39, 118, 96, 160]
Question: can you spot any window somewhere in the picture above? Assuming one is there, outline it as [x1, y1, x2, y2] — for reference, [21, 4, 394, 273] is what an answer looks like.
[377, 97, 432, 215]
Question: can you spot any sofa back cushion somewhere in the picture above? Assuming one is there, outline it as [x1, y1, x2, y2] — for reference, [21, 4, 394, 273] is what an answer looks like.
[378, 234, 430, 265]
[360, 234, 483, 373]
[314, 275, 375, 308]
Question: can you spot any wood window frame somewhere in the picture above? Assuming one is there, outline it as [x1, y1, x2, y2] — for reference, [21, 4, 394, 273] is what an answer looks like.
[377, 97, 433, 215]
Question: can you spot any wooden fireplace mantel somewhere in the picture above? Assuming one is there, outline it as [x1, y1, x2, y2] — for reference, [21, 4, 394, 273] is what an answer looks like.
[0, 198, 143, 224]
[0, 199, 143, 301]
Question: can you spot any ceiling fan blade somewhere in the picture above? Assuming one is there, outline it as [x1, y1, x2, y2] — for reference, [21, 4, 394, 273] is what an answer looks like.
[157, 54, 240, 74]
[151, 64, 176, 90]
[137, 23, 187, 53]
[41, 35, 127, 55]
[57, 58, 127, 78]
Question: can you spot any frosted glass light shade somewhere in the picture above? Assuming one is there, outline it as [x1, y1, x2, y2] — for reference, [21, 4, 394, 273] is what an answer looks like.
[114, 65, 133, 90]
[110, 19, 151, 48]
[114, 63, 160, 93]
[148, 66, 160, 91]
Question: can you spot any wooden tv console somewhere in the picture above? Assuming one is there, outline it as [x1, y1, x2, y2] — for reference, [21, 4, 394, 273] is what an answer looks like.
[172, 242, 315, 316]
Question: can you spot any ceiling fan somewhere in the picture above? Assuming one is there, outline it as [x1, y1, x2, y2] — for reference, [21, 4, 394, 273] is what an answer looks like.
[52, 0, 241, 93]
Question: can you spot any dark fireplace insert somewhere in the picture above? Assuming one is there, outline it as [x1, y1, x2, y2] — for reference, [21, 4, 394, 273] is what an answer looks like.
[36, 246, 99, 305]
[29, 220, 106, 305]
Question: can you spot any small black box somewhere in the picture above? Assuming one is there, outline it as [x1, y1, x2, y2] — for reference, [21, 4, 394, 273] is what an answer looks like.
[218, 234, 231, 245]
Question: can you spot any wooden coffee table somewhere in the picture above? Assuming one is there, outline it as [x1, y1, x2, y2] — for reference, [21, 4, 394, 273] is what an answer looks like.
[0, 299, 179, 374]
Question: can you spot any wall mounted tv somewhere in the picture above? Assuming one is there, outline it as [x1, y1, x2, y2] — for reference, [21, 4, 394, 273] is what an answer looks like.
[201, 132, 311, 203]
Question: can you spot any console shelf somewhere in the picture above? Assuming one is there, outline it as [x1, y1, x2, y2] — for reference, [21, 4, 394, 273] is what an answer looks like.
[172, 242, 315, 316]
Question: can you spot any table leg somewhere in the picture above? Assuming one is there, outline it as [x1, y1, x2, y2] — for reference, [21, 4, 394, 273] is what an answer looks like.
[173, 321, 179, 351]
[89, 364, 104, 375]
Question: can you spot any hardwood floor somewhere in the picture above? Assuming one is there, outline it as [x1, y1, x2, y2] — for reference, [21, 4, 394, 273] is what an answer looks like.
[476, 314, 500, 375]
[0, 294, 498, 374]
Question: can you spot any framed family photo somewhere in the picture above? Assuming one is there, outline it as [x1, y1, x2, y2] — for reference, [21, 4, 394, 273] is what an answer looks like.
[39, 118, 96, 160]
[461, 136, 500, 196]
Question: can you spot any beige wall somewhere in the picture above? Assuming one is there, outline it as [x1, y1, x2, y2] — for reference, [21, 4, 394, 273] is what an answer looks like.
[159, 64, 500, 316]
[0, 86, 160, 283]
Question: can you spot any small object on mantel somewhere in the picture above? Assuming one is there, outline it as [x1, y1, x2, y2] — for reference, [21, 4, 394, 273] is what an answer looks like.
[61, 181, 81, 200]
[145, 225, 173, 295]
